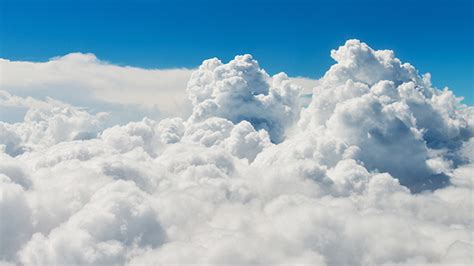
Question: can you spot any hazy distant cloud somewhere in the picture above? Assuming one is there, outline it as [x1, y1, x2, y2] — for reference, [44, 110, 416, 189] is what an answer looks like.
[0, 53, 194, 120]
[0, 40, 473, 265]
[289, 76, 320, 94]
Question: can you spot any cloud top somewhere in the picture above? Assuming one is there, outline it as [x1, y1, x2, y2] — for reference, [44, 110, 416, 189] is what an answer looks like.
[187, 54, 301, 142]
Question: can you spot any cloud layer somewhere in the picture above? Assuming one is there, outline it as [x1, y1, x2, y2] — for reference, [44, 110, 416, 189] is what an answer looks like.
[0, 54, 193, 115]
[0, 40, 473, 265]
[0, 54, 317, 124]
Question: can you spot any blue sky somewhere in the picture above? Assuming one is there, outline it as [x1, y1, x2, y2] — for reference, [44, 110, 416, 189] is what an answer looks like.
[1, 0, 473, 103]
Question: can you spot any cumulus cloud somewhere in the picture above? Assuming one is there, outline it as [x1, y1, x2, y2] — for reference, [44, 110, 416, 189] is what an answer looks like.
[0, 40, 473, 265]
[187, 54, 301, 142]
[0, 90, 109, 155]
[297, 39, 472, 191]
[18, 181, 165, 265]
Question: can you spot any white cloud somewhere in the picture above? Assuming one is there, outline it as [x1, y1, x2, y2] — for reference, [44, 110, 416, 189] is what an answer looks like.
[289, 76, 320, 94]
[297, 39, 472, 191]
[0, 90, 109, 154]
[0, 53, 194, 120]
[0, 40, 473, 265]
[18, 180, 165, 265]
[186, 55, 302, 142]
[0, 53, 319, 124]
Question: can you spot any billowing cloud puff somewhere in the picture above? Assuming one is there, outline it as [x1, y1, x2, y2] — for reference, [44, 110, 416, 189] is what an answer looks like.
[325, 39, 421, 86]
[187, 54, 301, 142]
[1, 90, 109, 155]
[19, 181, 165, 265]
[0, 40, 473, 265]
[296, 39, 472, 191]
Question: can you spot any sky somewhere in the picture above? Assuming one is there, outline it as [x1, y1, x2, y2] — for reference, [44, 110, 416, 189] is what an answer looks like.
[1, 1, 474, 265]
[1, 0, 473, 103]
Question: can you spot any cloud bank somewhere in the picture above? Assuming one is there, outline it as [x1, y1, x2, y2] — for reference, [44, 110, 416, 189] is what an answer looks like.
[0, 40, 473, 265]
[0, 54, 317, 124]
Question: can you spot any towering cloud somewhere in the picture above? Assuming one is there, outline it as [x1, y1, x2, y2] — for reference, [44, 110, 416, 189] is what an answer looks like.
[295, 39, 472, 191]
[0, 40, 472, 265]
[187, 54, 301, 143]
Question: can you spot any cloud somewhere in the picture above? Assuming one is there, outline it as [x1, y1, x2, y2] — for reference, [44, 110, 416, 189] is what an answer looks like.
[0, 40, 473, 265]
[0, 53, 194, 120]
[187, 55, 302, 142]
[1, 53, 319, 124]
[0, 90, 109, 154]
[18, 180, 165, 265]
[297, 39, 472, 191]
